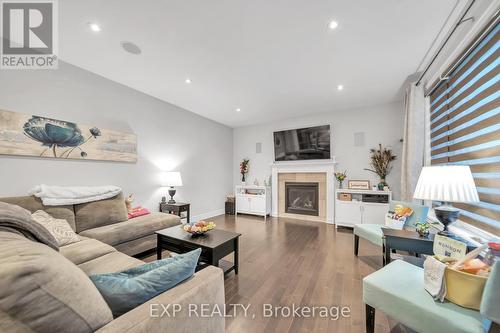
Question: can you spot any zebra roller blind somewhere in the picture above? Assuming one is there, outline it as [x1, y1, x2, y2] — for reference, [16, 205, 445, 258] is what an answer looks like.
[429, 17, 499, 235]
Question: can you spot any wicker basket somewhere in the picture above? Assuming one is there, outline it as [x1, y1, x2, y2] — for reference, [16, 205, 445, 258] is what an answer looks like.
[444, 267, 487, 310]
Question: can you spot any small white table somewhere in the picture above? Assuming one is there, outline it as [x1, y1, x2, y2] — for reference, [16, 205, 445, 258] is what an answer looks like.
[335, 189, 391, 228]
[235, 185, 271, 220]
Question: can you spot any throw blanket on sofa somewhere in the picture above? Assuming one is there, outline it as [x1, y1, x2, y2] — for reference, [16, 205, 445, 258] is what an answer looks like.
[29, 185, 122, 206]
[0, 202, 59, 250]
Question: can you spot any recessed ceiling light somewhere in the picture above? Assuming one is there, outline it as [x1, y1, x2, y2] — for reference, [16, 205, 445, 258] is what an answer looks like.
[337, 85, 344, 91]
[236, 108, 241, 112]
[328, 20, 339, 30]
[88, 22, 101, 32]
[185, 78, 192, 84]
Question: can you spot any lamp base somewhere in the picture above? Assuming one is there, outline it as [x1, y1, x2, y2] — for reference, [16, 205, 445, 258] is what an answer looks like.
[168, 187, 176, 204]
[435, 205, 460, 236]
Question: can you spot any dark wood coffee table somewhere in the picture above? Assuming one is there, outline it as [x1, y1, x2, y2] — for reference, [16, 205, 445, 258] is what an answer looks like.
[156, 226, 241, 275]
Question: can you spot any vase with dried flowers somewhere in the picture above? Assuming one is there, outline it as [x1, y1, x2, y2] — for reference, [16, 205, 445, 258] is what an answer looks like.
[240, 159, 249, 183]
[334, 170, 347, 189]
[364, 144, 397, 190]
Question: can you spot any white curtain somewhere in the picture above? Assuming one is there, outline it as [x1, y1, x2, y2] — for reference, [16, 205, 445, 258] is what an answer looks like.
[401, 82, 430, 201]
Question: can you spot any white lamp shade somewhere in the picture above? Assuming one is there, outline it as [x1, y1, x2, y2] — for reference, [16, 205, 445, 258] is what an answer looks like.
[413, 166, 479, 203]
[160, 171, 183, 187]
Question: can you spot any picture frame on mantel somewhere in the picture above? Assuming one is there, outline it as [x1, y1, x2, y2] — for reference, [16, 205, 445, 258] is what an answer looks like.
[348, 180, 370, 190]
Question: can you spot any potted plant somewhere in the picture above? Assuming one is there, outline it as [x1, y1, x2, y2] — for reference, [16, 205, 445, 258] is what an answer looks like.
[364, 144, 397, 190]
[240, 159, 249, 184]
[334, 170, 347, 189]
[415, 221, 430, 237]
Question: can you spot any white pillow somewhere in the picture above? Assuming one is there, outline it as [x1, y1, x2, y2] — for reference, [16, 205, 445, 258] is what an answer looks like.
[31, 210, 80, 246]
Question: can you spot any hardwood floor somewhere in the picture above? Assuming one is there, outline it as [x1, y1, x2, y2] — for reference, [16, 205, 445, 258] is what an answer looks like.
[216, 214, 411, 333]
[147, 214, 409, 333]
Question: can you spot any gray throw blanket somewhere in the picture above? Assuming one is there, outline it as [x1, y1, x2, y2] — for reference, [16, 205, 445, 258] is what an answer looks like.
[0, 202, 59, 251]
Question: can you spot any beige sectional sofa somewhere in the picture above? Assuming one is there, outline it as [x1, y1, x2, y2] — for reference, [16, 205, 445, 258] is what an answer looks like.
[1, 193, 176, 256]
[0, 195, 226, 333]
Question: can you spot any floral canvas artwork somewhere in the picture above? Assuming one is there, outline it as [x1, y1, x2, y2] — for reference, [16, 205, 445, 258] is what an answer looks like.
[0, 109, 137, 162]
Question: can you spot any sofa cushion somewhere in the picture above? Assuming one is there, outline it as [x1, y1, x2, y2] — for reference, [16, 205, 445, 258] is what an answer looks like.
[32, 210, 81, 246]
[115, 234, 157, 256]
[79, 212, 181, 246]
[0, 195, 76, 231]
[0, 202, 59, 251]
[74, 193, 128, 233]
[78, 252, 144, 275]
[94, 266, 225, 333]
[90, 248, 201, 317]
[60, 237, 116, 265]
[0, 231, 113, 333]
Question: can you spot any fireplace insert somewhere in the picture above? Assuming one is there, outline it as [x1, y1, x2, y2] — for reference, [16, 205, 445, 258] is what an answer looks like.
[285, 182, 319, 216]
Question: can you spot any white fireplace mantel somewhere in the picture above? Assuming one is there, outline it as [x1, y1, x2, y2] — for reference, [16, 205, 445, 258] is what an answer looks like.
[270, 159, 336, 224]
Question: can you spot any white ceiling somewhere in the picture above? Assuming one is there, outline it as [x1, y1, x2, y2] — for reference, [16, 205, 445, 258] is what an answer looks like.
[60, 0, 459, 128]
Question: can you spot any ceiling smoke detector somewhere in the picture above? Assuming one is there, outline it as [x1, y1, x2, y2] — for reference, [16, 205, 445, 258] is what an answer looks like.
[121, 41, 142, 55]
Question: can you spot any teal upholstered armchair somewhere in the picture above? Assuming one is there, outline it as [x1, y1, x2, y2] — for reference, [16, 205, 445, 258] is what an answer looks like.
[353, 201, 429, 262]
[481, 261, 500, 329]
[363, 260, 500, 333]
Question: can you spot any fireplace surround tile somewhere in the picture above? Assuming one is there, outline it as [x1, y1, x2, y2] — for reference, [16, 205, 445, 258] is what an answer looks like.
[271, 160, 336, 224]
[278, 172, 327, 222]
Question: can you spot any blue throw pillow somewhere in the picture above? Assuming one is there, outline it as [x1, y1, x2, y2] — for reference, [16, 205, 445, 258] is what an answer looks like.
[388, 200, 429, 229]
[90, 248, 201, 317]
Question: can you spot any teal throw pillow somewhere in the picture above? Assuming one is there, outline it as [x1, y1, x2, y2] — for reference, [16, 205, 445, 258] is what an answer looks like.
[90, 248, 201, 317]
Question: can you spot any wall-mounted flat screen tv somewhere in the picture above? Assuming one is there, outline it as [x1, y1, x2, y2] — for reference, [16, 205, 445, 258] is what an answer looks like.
[273, 125, 331, 161]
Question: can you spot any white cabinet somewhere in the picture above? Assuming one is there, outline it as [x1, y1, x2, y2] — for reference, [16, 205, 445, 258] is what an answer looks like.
[362, 204, 390, 225]
[335, 201, 362, 226]
[236, 196, 250, 212]
[334, 189, 391, 228]
[250, 196, 266, 213]
[235, 186, 271, 220]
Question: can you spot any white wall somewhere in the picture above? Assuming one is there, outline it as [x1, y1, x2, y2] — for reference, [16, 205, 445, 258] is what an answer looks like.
[0, 62, 233, 220]
[233, 102, 404, 199]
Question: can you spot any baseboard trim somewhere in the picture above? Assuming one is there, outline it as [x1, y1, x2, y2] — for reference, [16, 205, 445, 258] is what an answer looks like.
[272, 212, 333, 224]
[191, 209, 225, 222]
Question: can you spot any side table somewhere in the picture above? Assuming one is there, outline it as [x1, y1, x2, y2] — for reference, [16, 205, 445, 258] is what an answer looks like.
[160, 202, 190, 224]
[382, 228, 477, 266]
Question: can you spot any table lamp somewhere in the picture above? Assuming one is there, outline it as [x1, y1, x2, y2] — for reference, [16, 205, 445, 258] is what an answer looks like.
[413, 165, 479, 235]
[161, 171, 183, 204]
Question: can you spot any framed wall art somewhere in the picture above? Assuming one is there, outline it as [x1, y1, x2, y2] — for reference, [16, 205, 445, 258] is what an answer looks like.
[0, 109, 137, 163]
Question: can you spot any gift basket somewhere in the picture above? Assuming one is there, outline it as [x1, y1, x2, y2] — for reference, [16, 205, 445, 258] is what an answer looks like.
[424, 237, 499, 310]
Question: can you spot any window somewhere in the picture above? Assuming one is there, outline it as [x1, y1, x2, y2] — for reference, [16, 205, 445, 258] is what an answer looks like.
[429, 17, 499, 236]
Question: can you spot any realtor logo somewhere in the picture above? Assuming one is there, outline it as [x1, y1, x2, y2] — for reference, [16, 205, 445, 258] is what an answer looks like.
[1, 0, 58, 69]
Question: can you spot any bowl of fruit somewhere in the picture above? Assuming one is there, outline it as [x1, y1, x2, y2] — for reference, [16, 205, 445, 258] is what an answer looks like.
[183, 220, 216, 236]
